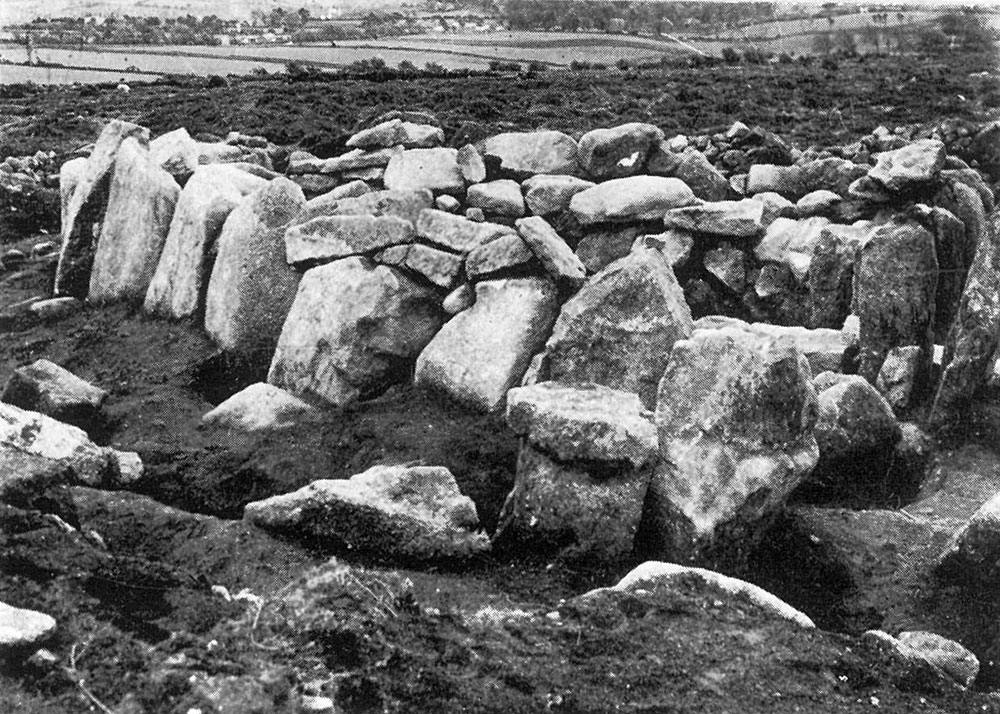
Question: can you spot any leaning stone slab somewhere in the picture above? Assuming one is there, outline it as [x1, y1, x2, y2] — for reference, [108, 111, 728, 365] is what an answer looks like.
[2, 359, 108, 427]
[522, 174, 594, 216]
[284, 215, 415, 265]
[931, 209, 1000, 426]
[0, 601, 56, 650]
[144, 165, 267, 319]
[201, 383, 319, 432]
[383, 147, 464, 195]
[55, 119, 150, 297]
[648, 327, 819, 559]
[580, 561, 815, 628]
[648, 145, 731, 202]
[59, 157, 87, 228]
[506, 382, 656, 468]
[577, 122, 664, 179]
[268, 257, 443, 407]
[0, 402, 117, 486]
[540, 248, 693, 409]
[204, 177, 305, 358]
[88, 137, 180, 303]
[244, 464, 489, 561]
[868, 139, 946, 193]
[483, 130, 580, 177]
[416, 208, 514, 253]
[662, 198, 764, 237]
[570, 176, 697, 225]
[415, 277, 559, 412]
[515, 216, 586, 287]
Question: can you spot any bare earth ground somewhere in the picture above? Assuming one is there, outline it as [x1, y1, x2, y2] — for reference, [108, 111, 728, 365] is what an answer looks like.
[2, 53, 1000, 713]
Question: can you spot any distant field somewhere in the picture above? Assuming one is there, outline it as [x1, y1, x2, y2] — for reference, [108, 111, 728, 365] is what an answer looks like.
[0, 63, 154, 85]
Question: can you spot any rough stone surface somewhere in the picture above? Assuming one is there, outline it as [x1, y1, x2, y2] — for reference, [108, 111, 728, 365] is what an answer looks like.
[796, 189, 842, 217]
[55, 119, 150, 297]
[383, 148, 463, 194]
[0, 602, 57, 650]
[569, 176, 697, 225]
[575, 224, 645, 274]
[144, 165, 266, 319]
[204, 177, 306, 357]
[807, 223, 872, 329]
[869, 139, 947, 193]
[663, 199, 764, 237]
[416, 208, 513, 253]
[632, 230, 694, 269]
[939, 491, 1000, 587]
[648, 145, 730, 201]
[703, 244, 746, 293]
[522, 174, 595, 216]
[244, 464, 489, 561]
[515, 215, 586, 286]
[466, 180, 525, 217]
[268, 258, 443, 407]
[465, 232, 535, 278]
[375, 242, 464, 289]
[2, 359, 108, 427]
[577, 122, 664, 179]
[582, 562, 815, 628]
[811, 372, 902, 475]
[693, 316, 847, 375]
[896, 631, 979, 689]
[931, 209, 1000, 426]
[506, 382, 657, 468]
[493, 443, 651, 562]
[754, 216, 831, 283]
[648, 327, 819, 559]
[284, 214, 415, 265]
[483, 131, 580, 177]
[415, 277, 559, 412]
[201, 383, 319, 432]
[855, 220, 938, 384]
[442, 282, 475, 315]
[876, 346, 925, 412]
[540, 249, 693, 409]
[0, 402, 118, 487]
[346, 118, 443, 150]
[457, 144, 486, 185]
[28, 297, 81, 321]
[303, 188, 433, 226]
[149, 127, 199, 177]
[88, 137, 180, 303]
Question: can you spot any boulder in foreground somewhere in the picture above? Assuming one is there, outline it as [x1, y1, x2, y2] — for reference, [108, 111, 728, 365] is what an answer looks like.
[2, 359, 108, 429]
[244, 464, 489, 561]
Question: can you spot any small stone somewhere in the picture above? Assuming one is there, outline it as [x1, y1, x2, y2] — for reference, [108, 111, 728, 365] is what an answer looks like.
[435, 194, 461, 213]
[202, 383, 319, 432]
[876, 346, 924, 412]
[28, 297, 82, 321]
[457, 144, 487, 185]
[466, 180, 525, 217]
[442, 282, 475, 315]
[632, 231, 693, 268]
[796, 190, 842, 217]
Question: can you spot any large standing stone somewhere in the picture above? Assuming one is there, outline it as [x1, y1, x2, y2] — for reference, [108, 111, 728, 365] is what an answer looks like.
[647, 327, 819, 559]
[522, 174, 595, 216]
[204, 177, 305, 357]
[569, 176, 697, 225]
[415, 277, 559, 412]
[483, 131, 580, 177]
[415, 208, 514, 253]
[663, 199, 764, 237]
[540, 249, 693, 409]
[284, 215, 415, 265]
[244, 464, 489, 561]
[87, 138, 180, 303]
[868, 139, 946, 193]
[854, 220, 938, 384]
[577, 122, 664, 179]
[515, 216, 586, 287]
[931, 209, 1000, 426]
[144, 165, 266, 319]
[268, 257, 442, 407]
[55, 120, 150, 297]
[383, 147, 464, 195]
[2, 359, 108, 428]
[59, 157, 87, 229]
[807, 223, 872, 329]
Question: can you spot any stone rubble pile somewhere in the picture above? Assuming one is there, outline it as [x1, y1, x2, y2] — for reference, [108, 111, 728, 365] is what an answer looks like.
[4, 111, 1000, 684]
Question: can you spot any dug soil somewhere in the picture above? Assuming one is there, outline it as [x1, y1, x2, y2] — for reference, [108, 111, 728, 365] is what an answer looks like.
[3, 53, 1000, 713]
